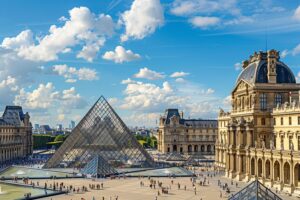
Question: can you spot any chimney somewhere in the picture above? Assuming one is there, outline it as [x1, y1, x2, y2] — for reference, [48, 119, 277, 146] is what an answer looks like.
[180, 111, 184, 119]
[267, 49, 278, 84]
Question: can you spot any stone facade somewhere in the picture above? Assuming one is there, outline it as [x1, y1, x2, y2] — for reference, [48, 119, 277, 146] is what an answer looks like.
[0, 106, 32, 163]
[158, 109, 217, 155]
[215, 49, 300, 195]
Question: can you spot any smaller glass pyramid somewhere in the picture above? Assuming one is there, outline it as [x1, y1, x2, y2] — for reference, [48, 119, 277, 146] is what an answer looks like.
[166, 152, 187, 161]
[81, 155, 118, 177]
[229, 180, 282, 200]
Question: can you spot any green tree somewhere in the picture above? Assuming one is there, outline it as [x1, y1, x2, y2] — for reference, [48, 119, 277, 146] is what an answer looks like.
[54, 134, 65, 142]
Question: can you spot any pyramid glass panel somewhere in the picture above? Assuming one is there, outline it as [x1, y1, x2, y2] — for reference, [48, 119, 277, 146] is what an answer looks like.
[44, 96, 155, 170]
[229, 180, 282, 200]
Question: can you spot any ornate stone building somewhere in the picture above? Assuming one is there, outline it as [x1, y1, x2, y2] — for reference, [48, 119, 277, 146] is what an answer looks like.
[158, 109, 217, 155]
[215, 49, 300, 195]
[0, 106, 32, 163]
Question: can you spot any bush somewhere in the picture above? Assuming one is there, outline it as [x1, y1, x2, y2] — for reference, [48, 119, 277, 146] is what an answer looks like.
[54, 134, 65, 142]
[33, 134, 54, 150]
[46, 141, 64, 149]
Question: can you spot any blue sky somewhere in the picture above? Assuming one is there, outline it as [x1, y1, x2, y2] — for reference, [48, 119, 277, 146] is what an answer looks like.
[0, 0, 300, 127]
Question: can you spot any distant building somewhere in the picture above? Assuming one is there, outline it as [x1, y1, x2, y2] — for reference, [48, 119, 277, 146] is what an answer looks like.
[0, 106, 32, 163]
[70, 120, 75, 129]
[56, 124, 63, 131]
[158, 109, 217, 154]
[39, 125, 53, 134]
[135, 129, 150, 137]
[34, 124, 39, 130]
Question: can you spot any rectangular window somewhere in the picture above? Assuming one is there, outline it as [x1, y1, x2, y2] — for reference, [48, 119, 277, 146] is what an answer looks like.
[281, 135, 284, 149]
[273, 118, 276, 125]
[298, 136, 300, 151]
[261, 118, 265, 125]
[260, 93, 267, 111]
[298, 116, 300, 125]
[289, 117, 292, 125]
[281, 117, 284, 125]
[274, 93, 282, 106]
[289, 136, 293, 150]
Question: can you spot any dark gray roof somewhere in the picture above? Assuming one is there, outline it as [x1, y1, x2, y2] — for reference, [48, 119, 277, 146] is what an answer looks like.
[164, 109, 184, 124]
[236, 60, 296, 85]
[163, 109, 217, 126]
[0, 106, 25, 126]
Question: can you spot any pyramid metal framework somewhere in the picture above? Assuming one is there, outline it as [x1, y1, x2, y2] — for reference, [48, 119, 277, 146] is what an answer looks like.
[229, 180, 282, 200]
[44, 96, 155, 169]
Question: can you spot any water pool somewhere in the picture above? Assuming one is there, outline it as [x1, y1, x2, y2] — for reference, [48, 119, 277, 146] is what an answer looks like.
[0, 182, 59, 200]
[0, 166, 78, 179]
[125, 167, 194, 177]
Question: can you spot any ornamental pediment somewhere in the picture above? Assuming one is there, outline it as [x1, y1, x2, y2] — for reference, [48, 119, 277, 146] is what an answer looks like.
[232, 80, 251, 93]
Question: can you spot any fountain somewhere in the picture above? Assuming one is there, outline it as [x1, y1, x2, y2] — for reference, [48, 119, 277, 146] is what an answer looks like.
[16, 170, 25, 175]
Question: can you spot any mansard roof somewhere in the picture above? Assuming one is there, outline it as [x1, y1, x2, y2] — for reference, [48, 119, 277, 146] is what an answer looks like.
[162, 108, 217, 126]
[0, 105, 25, 126]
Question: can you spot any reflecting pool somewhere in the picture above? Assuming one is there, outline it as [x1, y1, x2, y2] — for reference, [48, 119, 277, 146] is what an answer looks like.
[0, 166, 79, 179]
[125, 167, 194, 177]
[0, 182, 59, 200]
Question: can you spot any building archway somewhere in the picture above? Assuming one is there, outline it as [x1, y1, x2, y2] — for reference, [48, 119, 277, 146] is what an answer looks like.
[258, 158, 263, 177]
[251, 158, 255, 176]
[194, 145, 198, 152]
[201, 145, 205, 152]
[173, 145, 177, 152]
[294, 163, 300, 187]
[265, 159, 271, 179]
[188, 145, 192, 153]
[274, 161, 280, 182]
[207, 145, 211, 152]
[284, 162, 291, 184]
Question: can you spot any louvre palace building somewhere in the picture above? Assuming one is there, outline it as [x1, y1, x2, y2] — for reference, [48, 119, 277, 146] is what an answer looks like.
[158, 109, 217, 155]
[0, 106, 32, 163]
[215, 49, 300, 195]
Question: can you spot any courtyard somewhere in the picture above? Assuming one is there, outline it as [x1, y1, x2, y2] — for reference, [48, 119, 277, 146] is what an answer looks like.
[1, 168, 293, 200]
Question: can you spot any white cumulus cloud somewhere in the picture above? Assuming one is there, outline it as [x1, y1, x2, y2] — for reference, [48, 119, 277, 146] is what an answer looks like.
[134, 67, 165, 80]
[293, 5, 300, 21]
[5, 7, 114, 62]
[1, 30, 34, 50]
[102, 46, 141, 63]
[119, 0, 164, 42]
[14, 83, 86, 110]
[170, 71, 190, 78]
[189, 16, 220, 29]
[53, 64, 98, 82]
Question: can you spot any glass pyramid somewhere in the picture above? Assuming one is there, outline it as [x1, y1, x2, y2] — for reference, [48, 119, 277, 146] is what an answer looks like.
[44, 96, 155, 170]
[229, 180, 282, 200]
[80, 155, 118, 177]
[166, 152, 187, 161]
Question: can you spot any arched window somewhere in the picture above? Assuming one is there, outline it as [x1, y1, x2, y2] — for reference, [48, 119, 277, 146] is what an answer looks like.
[260, 93, 267, 110]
